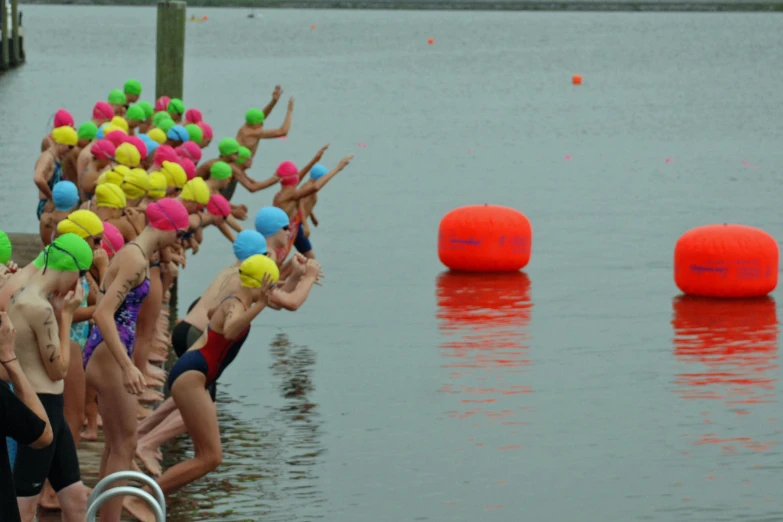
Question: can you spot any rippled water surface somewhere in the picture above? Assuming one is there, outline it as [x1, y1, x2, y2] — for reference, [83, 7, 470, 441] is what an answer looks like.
[3, 6, 783, 521]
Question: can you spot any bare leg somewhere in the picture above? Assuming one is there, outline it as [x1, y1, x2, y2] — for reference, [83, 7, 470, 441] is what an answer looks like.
[136, 409, 186, 477]
[80, 385, 99, 441]
[137, 396, 177, 437]
[56, 481, 89, 522]
[38, 480, 60, 510]
[134, 267, 164, 380]
[63, 341, 85, 444]
[17, 494, 41, 522]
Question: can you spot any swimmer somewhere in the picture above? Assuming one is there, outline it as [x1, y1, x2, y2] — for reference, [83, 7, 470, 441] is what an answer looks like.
[78, 139, 116, 200]
[35, 127, 78, 220]
[124, 79, 142, 104]
[177, 178, 211, 253]
[184, 124, 202, 147]
[230, 145, 282, 193]
[3, 233, 92, 522]
[165, 125, 189, 148]
[167, 98, 185, 124]
[61, 122, 98, 186]
[91, 101, 114, 128]
[108, 89, 127, 117]
[125, 105, 148, 136]
[136, 101, 155, 134]
[300, 163, 328, 238]
[159, 160, 187, 196]
[196, 121, 213, 149]
[139, 134, 159, 170]
[39, 181, 80, 245]
[93, 183, 137, 243]
[41, 109, 75, 152]
[176, 141, 202, 165]
[83, 198, 188, 522]
[195, 138, 242, 179]
[203, 162, 243, 241]
[236, 88, 293, 158]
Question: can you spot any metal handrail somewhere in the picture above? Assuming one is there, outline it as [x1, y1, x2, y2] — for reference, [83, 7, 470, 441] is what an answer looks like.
[86, 487, 164, 522]
[87, 471, 165, 520]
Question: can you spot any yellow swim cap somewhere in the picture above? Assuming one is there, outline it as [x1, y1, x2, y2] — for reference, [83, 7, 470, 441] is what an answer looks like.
[97, 169, 124, 186]
[57, 210, 104, 239]
[101, 124, 127, 136]
[121, 168, 150, 199]
[160, 161, 186, 188]
[115, 143, 141, 167]
[180, 177, 210, 205]
[239, 254, 280, 289]
[52, 126, 78, 146]
[147, 172, 167, 200]
[147, 128, 166, 145]
[110, 116, 130, 133]
[96, 183, 127, 209]
[113, 165, 131, 178]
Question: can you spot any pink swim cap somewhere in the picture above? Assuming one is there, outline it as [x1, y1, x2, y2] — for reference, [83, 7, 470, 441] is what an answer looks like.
[280, 175, 299, 187]
[184, 108, 203, 125]
[91, 139, 116, 160]
[146, 198, 189, 231]
[196, 121, 213, 140]
[153, 144, 178, 166]
[176, 142, 202, 164]
[104, 130, 126, 147]
[207, 194, 231, 218]
[93, 102, 114, 122]
[155, 96, 171, 112]
[124, 136, 148, 159]
[54, 109, 75, 128]
[101, 221, 125, 258]
[177, 157, 196, 180]
[277, 161, 298, 178]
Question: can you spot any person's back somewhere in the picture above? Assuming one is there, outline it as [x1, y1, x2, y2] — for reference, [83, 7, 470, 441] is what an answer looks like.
[184, 264, 238, 331]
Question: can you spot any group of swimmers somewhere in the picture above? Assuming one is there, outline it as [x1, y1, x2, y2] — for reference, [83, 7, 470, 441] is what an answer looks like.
[2, 79, 354, 521]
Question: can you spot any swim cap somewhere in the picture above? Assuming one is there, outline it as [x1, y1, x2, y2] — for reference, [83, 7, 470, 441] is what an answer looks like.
[115, 142, 141, 167]
[280, 175, 299, 187]
[137, 101, 154, 119]
[126, 105, 146, 122]
[155, 96, 170, 112]
[147, 172, 167, 200]
[177, 157, 196, 180]
[77, 122, 98, 141]
[54, 109, 75, 128]
[112, 165, 131, 179]
[161, 161, 187, 188]
[57, 210, 104, 240]
[210, 161, 232, 181]
[167, 98, 185, 115]
[147, 128, 167, 145]
[233, 230, 267, 260]
[46, 233, 93, 273]
[96, 183, 127, 209]
[218, 138, 240, 157]
[124, 79, 142, 96]
[236, 146, 251, 165]
[181, 177, 210, 205]
[96, 127, 105, 140]
[123, 135, 148, 159]
[167, 125, 189, 143]
[176, 142, 202, 164]
[158, 119, 176, 133]
[239, 254, 279, 289]
[52, 126, 78, 146]
[184, 108, 202, 125]
[245, 108, 265, 126]
[310, 163, 328, 180]
[110, 116, 130, 133]
[0, 230, 11, 265]
[101, 221, 125, 258]
[207, 194, 231, 218]
[139, 134, 158, 156]
[277, 161, 298, 178]
[97, 169, 124, 187]
[196, 121, 213, 141]
[154, 144, 178, 166]
[108, 89, 127, 106]
[146, 198, 189, 231]
[52, 181, 79, 211]
[254, 207, 289, 238]
[152, 111, 173, 128]
[104, 130, 127, 147]
[91, 139, 116, 160]
[121, 168, 150, 199]
[93, 101, 114, 122]
[184, 124, 202, 144]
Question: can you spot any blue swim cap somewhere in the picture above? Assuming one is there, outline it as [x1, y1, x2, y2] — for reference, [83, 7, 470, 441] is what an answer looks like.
[139, 133, 159, 155]
[52, 181, 80, 211]
[254, 207, 289, 238]
[233, 230, 268, 260]
[96, 126, 105, 139]
[167, 125, 189, 143]
[310, 163, 328, 180]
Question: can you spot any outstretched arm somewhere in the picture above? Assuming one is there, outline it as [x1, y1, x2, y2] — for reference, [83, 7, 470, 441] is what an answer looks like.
[257, 97, 294, 139]
[261, 85, 283, 120]
[276, 154, 354, 204]
[233, 168, 280, 193]
[269, 260, 322, 311]
[297, 145, 329, 184]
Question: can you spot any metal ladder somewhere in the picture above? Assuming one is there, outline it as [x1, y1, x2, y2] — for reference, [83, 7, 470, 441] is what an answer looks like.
[86, 471, 166, 521]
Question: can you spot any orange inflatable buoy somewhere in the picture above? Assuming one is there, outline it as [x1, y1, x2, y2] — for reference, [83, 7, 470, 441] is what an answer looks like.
[674, 224, 778, 298]
[427, 37, 434, 45]
[438, 205, 532, 272]
[572, 74, 582, 85]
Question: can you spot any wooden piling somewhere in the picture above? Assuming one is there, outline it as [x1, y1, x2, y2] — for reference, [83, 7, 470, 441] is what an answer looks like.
[1, 0, 9, 72]
[155, 0, 187, 100]
[10, 0, 22, 65]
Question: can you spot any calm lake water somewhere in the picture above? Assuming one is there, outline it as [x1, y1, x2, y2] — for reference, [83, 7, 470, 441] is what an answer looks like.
[2, 5, 783, 521]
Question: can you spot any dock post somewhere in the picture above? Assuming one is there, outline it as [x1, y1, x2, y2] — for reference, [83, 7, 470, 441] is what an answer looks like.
[10, 0, 21, 65]
[155, 0, 186, 99]
[1, 0, 9, 72]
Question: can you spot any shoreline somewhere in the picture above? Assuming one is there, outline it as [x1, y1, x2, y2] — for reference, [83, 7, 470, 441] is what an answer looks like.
[17, 1, 783, 12]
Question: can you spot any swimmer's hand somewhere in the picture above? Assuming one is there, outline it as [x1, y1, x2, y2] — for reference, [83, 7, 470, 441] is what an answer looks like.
[259, 273, 275, 303]
[273, 85, 283, 101]
[231, 204, 248, 221]
[92, 248, 109, 270]
[315, 144, 329, 162]
[292, 254, 307, 276]
[338, 154, 355, 170]
[63, 283, 84, 315]
[0, 312, 17, 359]
[124, 365, 146, 395]
[305, 259, 323, 282]
[5, 261, 18, 274]
[288, 97, 295, 111]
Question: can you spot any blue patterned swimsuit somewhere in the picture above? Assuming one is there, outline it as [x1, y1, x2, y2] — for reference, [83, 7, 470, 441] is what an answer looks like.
[69, 277, 91, 350]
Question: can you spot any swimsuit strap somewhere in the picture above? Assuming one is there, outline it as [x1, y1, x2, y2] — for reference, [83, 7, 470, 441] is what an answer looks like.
[99, 242, 148, 293]
[220, 295, 247, 312]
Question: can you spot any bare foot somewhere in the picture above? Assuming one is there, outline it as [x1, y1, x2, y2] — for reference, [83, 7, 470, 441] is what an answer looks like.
[39, 481, 60, 511]
[135, 446, 163, 477]
[148, 352, 168, 363]
[96, 414, 103, 428]
[145, 364, 167, 380]
[123, 493, 158, 522]
[140, 389, 164, 403]
[80, 428, 99, 441]
[137, 404, 153, 419]
[155, 449, 163, 460]
[143, 374, 165, 388]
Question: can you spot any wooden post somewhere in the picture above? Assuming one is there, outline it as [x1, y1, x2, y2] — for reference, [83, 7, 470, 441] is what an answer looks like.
[155, 0, 186, 100]
[1, 0, 9, 72]
[10, 0, 21, 65]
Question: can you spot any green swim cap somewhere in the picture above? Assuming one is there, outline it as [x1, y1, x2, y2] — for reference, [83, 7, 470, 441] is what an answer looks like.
[152, 111, 173, 128]
[0, 230, 12, 265]
[218, 138, 240, 157]
[184, 124, 202, 144]
[45, 233, 93, 273]
[158, 119, 176, 133]
[32, 250, 45, 270]
[210, 161, 233, 180]
[77, 122, 98, 141]
[108, 89, 127, 105]
[124, 79, 142, 96]
[126, 105, 146, 122]
[138, 101, 154, 119]
[167, 98, 185, 115]
[245, 108, 265, 126]
[236, 146, 251, 165]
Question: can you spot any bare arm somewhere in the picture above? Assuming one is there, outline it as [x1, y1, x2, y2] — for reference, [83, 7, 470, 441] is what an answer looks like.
[33, 306, 72, 381]
[33, 154, 55, 199]
[261, 85, 282, 120]
[221, 297, 268, 340]
[196, 159, 214, 179]
[269, 274, 318, 311]
[93, 263, 141, 369]
[216, 220, 237, 243]
[233, 168, 280, 193]
[257, 98, 294, 139]
[276, 155, 353, 204]
[298, 145, 329, 183]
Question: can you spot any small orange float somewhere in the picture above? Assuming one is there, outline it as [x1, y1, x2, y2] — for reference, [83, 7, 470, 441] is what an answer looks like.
[674, 224, 778, 298]
[438, 205, 532, 272]
[572, 74, 582, 85]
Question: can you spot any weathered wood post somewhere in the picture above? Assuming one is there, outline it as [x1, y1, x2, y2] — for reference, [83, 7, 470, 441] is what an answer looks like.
[1, 0, 9, 72]
[10, 0, 21, 65]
